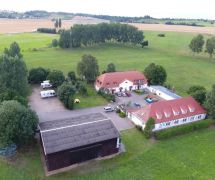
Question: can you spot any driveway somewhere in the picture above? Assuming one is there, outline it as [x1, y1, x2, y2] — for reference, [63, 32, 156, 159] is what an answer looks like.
[29, 86, 134, 131]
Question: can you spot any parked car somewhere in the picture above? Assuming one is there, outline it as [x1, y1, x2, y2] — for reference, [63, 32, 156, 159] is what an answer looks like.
[116, 92, 122, 97]
[134, 102, 141, 107]
[40, 90, 56, 98]
[122, 92, 127, 97]
[41, 80, 52, 89]
[125, 92, 131, 97]
[104, 106, 115, 112]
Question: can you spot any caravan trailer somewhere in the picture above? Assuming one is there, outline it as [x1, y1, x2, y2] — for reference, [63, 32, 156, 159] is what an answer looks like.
[40, 90, 56, 98]
[41, 80, 52, 89]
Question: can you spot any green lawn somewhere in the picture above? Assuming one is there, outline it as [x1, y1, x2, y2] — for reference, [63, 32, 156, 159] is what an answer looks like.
[1, 128, 215, 179]
[1, 31, 214, 96]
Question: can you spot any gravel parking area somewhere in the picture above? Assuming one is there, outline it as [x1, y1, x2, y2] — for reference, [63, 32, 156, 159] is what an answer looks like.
[29, 86, 134, 131]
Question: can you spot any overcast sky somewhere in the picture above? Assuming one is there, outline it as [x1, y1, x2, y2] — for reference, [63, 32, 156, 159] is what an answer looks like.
[1, 0, 214, 19]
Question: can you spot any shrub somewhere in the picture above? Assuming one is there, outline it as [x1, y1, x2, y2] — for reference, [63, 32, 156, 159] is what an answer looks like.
[119, 112, 126, 118]
[143, 118, 155, 139]
[37, 28, 56, 34]
[136, 125, 142, 131]
[97, 89, 115, 102]
[158, 33, 165, 37]
[154, 119, 213, 140]
[28, 67, 50, 84]
[52, 39, 58, 47]
[57, 83, 76, 109]
[67, 71, 76, 81]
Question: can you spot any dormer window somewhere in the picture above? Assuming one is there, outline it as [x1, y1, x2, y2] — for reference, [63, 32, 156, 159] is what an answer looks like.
[188, 105, 195, 112]
[164, 111, 171, 118]
[172, 108, 180, 116]
[106, 83, 110, 85]
[156, 112, 162, 119]
[180, 107, 187, 114]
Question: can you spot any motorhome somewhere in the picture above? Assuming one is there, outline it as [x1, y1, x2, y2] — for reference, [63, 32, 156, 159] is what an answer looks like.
[40, 90, 56, 98]
[41, 80, 52, 89]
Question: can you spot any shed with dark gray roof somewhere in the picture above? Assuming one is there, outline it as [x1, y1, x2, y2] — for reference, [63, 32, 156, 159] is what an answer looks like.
[39, 113, 120, 171]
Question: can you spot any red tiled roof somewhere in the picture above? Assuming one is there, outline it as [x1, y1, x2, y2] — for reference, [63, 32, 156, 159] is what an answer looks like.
[95, 71, 147, 88]
[132, 97, 206, 124]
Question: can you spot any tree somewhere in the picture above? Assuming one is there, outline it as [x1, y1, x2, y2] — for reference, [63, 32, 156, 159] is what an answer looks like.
[189, 34, 205, 54]
[47, 70, 65, 87]
[67, 71, 76, 81]
[0, 100, 38, 147]
[205, 37, 215, 58]
[59, 18, 62, 28]
[187, 85, 207, 104]
[77, 54, 99, 83]
[57, 83, 76, 109]
[79, 83, 88, 96]
[144, 63, 167, 85]
[204, 84, 215, 118]
[4, 42, 23, 58]
[0, 51, 28, 97]
[28, 67, 49, 84]
[143, 118, 155, 139]
[106, 63, 116, 72]
[58, 30, 71, 48]
[54, 19, 59, 29]
[52, 39, 58, 47]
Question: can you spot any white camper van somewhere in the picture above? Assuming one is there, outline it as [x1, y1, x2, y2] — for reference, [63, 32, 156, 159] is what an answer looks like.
[41, 80, 52, 89]
[40, 90, 56, 98]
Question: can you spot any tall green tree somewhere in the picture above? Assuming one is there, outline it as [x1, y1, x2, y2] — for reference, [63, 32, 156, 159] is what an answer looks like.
[106, 63, 116, 72]
[187, 85, 207, 105]
[59, 30, 71, 48]
[189, 34, 205, 54]
[54, 19, 59, 29]
[0, 100, 38, 147]
[59, 18, 62, 28]
[47, 70, 65, 87]
[204, 84, 215, 118]
[0, 50, 28, 97]
[205, 37, 215, 58]
[77, 54, 99, 83]
[4, 42, 23, 58]
[144, 63, 167, 85]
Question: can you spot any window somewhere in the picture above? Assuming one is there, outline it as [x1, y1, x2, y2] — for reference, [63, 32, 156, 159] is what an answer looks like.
[190, 116, 195, 121]
[183, 118, 187, 122]
[166, 122, 171, 126]
[174, 120, 179, 124]
[106, 83, 110, 85]
[197, 115, 202, 119]
[159, 124, 162, 128]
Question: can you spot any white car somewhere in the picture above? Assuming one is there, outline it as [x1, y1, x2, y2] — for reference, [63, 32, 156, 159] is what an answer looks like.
[104, 106, 114, 112]
[40, 90, 56, 98]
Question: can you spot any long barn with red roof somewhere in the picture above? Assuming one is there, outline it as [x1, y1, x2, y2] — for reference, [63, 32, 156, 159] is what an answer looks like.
[95, 71, 148, 93]
[127, 96, 206, 131]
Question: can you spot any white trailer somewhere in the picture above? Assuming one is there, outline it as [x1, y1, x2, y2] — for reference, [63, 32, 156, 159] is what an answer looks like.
[40, 90, 56, 98]
[41, 80, 52, 89]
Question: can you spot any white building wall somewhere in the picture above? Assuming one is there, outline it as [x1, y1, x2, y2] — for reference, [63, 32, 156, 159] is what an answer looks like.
[128, 113, 145, 129]
[153, 113, 207, 131]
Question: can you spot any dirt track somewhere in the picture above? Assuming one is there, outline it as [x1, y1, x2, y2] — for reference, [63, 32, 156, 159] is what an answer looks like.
[0, 17, 214, 34]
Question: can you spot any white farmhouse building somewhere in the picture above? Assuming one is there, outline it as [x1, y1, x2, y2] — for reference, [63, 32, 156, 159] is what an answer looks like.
[127, 97, 206, 131]
[148, 85, 181, 100]
[95, 71, 148, 93]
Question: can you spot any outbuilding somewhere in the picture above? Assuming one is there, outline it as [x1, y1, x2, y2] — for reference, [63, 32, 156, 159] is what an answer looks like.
[39, 113, 120, 171]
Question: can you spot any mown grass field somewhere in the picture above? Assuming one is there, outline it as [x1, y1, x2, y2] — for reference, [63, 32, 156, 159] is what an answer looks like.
[1, 127, 215, 179]
[1, 31, 215, 179]
[1, 31, 214, 96]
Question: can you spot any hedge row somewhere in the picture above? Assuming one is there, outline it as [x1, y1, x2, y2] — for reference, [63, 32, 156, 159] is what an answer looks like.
[37, 28, 56, 34]
[154, 119, 214, 140]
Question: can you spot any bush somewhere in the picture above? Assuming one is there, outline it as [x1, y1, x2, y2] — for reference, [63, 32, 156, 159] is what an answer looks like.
[154, 119, 213, 140]
[98, 89, 115, 102]
[47, 70, 65, 87]
[57, 83, 76, 109]
[52, 39, 58, 47]
[135, 125, 142, 131]
[143, 118, 155, 139]
[119, 112, 126, 118]
[28, 67, 50, 84]
[37, 28, 56, 34]
[158, 33, 165, 37]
